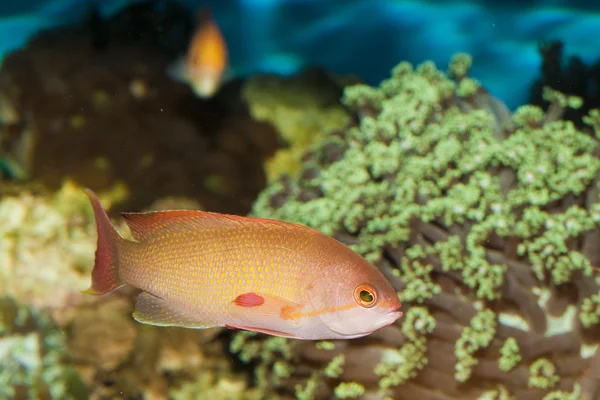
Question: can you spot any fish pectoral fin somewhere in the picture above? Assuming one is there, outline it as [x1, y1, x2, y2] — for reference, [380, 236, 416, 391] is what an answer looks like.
[133, 292, 213, 329]
[227, 294, 305, 338]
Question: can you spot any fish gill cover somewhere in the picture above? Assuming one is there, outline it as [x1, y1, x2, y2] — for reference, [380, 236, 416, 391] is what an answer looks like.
[236, 54, 600, 399]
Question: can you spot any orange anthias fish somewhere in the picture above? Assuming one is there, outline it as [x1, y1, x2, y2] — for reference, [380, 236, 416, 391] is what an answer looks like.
[83, 189, 403, 340]
[168, 7, 228, 98]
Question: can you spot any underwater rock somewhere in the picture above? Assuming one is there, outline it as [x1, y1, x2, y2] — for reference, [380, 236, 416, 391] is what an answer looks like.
[0, 296, 87, 399]
[66, 294, 244, 399]
[242, 67, 353, 182]
[0, 0, 279, 215]
[0, 179, 128, 323]
[239, 54, 600, 399]
[67, 296, 138, 372]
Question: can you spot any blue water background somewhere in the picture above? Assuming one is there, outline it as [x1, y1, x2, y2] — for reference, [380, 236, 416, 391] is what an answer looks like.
[1, 0, 599, 109]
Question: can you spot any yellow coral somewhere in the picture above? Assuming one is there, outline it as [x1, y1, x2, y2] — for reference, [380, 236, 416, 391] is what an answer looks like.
[242, 71, 351, 181]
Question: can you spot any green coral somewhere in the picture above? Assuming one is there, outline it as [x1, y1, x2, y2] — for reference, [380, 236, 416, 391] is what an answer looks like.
[252, 57, 600, 284]
[514, 207, 596, 284]
[0, 296, 87, 399]
[241, 54, 600, 398]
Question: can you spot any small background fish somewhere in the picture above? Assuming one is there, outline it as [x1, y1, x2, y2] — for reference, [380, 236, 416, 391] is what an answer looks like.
[168, 6, 229, 98]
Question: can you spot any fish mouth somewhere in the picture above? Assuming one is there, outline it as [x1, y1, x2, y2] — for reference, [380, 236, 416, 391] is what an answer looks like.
[328, 309, 403, 339]
[377, 307, 403, 328]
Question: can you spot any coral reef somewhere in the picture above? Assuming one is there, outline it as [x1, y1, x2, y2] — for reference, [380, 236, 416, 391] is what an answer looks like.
[235, 54, 600, 399]
[242, 68, 353, 182]
[0, 0, 279, 215]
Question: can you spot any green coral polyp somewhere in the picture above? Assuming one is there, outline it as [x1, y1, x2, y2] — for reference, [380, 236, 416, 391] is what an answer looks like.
[375, 342, 427, 389]
[315, 341, 336, 351]
[456, 78, 482, 98]
[542, 86, 583, 110]
[528, 358, 560, 389]
[455, 309, 497, 382]
[516, 206, 596, 283]
[398, 259, 441, 303]
[333, 382, 366, 399]
[499, 337, 521, 372]
[374, 307, 435, 389]
[542, 384, 582, 400]
[477, 385, 514, 400]
[579, 291, 600, 328]
[402, 307, 436, 341]
[295, 373, 320, 400]
[449, 53, 473, 79]
[324, 354, 345, 378]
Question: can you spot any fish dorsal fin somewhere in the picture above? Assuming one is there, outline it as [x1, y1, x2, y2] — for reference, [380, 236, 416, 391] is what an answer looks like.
[121, 210, 224, 241]
[121, 210, 313, 242]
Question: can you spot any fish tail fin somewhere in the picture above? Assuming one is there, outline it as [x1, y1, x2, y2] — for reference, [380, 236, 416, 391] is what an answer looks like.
[83, 188, 125, 295]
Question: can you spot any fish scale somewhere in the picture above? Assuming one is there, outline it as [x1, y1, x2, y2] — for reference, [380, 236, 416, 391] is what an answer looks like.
[83, 189, 403, 340]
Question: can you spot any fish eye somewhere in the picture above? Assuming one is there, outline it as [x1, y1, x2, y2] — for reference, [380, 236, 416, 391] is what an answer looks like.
[354, 284, 378, 308]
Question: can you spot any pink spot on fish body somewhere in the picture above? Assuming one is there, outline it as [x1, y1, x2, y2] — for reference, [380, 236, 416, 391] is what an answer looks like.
[234, 292, 265, 307]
